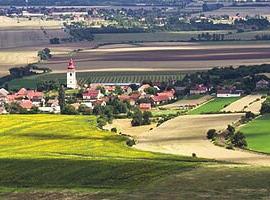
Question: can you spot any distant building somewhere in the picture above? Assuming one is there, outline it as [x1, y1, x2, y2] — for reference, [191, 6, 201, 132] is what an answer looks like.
[216, 89, 242, 98]
[190, 84, 208, 95]
[256, 79, 269, 90]
[139, 103, 152, 111]
[67, 59, 77, 89]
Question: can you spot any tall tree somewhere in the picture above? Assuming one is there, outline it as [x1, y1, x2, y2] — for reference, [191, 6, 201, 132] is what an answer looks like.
[58, 84, 66, 113]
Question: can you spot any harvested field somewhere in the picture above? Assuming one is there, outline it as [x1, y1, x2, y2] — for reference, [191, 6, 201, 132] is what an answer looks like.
[132, 114, 270, 166]
[0, 16, 62, 30]
[221, 95, 265, 114]
[161, 95, 213, 109]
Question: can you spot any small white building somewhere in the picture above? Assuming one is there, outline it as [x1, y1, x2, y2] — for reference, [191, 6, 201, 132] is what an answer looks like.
[67, 59, 77, 89]
[217, 90, 242, 98]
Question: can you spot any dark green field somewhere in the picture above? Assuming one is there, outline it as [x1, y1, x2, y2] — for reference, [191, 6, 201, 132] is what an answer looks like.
[240, 114, 270, 154]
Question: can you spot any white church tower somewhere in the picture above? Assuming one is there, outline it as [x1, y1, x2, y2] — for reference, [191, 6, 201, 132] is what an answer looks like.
[67, 59, 77, 89]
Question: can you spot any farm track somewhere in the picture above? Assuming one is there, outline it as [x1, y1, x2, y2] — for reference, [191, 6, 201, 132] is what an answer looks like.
[122, 114, 270, 166]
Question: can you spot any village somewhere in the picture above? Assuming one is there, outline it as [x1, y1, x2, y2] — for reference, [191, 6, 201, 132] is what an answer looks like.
[1, 59, 269, 118]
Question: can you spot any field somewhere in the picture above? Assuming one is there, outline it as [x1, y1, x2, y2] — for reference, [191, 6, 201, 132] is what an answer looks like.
[0, 114, 203, 193]
[240, 114, 270, 154]
[188, 97, 240, 114]
[1, 115, 270, 199]
[111, 113, 270, 166]
[6, 71, 185, 90]
[221, 95, 266, 114]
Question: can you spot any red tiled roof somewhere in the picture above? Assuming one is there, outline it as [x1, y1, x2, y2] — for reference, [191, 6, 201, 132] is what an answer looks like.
[83, 90, 99, 98]
[67, 58, 75, 70]
[17, 88, 27, 96]
[27, 90, 44, 99]
[118, 94, 130, 101]
[139, 103, 151, 110]
[152, 95, 170, 102]
[19, 100, 33, 109]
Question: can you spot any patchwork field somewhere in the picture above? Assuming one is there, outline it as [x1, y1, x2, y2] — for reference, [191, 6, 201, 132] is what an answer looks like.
[240, 114, 270, 154]
[188, 97, 240, 114]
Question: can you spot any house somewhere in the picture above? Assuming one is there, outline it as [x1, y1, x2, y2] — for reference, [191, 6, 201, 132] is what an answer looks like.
[256, 79, 269, 90]
[139, 103, 152, 111]
[190, 84, 208, 95]
[216, 89, 242, 98]
[118, 94, 136, 106]
[152, 95, 170, 105]
[19, 100, 33, 110]
[156, 90, 175, 100]
[0, 88, 9, 103]
[39, 99, 60, 113]
[82, 89, 103, 101]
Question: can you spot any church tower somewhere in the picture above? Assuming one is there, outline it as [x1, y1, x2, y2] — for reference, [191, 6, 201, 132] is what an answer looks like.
[67, 59, 77, 89]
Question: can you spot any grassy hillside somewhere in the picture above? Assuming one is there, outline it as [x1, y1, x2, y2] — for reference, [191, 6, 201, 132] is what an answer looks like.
[240, 114, 270, 154]
[0, 114, 201, 192]
[189, 97, 240, 114]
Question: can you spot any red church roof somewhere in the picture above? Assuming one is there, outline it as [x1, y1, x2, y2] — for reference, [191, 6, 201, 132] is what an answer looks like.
[67, 59, 76, 70]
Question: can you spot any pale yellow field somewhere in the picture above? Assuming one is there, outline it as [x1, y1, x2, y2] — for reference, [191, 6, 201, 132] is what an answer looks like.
[0, 16, 62, 30]
[110, 114, 270, 166]
[221, 95, 265, 114]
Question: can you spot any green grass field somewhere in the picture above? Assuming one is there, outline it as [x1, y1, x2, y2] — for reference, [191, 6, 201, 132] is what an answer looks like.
[0, 114, 270, 199]
[6, 71, 185, 90]
[240, 114, 270, 154]
[188, 97, 240, 115]
[0, 114, 201, 193]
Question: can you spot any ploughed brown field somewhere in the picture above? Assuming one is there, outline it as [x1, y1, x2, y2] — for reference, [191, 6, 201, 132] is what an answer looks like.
[38, 43, 270, 73]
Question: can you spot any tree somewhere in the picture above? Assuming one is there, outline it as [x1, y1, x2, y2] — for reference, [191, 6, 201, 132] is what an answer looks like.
[97, 116, 107, 129]
[58, 85, 66, 113]
[114, 86, 124, 95]
[142, 111, 152, 125]
[61, 104, 78, 115]
[145, 87, 157, 95]
[38, 48, 52, 60]
[231, 131, 247, 148]
[131, 109, 143, 126]
[207, 129, 217, 140]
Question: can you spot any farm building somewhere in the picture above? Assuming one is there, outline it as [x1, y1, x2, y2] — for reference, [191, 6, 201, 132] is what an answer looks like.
[190, 84, 208, 95]
[139, 103, 152, 111]
[256, 79, 269, 90]
[216, 89, 242, 98]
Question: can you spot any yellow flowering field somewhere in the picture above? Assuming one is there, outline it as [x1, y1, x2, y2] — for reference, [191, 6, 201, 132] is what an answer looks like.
[0, 114, 202, 192]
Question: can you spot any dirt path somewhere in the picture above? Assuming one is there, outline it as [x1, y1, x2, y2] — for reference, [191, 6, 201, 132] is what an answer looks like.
[111, 114, 270, 166]
[221, 95, 265, 114]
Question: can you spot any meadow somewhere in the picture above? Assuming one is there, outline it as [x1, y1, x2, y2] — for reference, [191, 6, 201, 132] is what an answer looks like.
[0, 114, 270, 199]
[188, 97, 241, 114]
[240, 114, 270, 154]
[6, 71, 185, 90]
[0, 114, 201, 193]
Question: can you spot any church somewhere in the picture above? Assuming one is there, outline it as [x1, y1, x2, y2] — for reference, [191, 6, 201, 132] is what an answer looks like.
[67, 59, 77, 89]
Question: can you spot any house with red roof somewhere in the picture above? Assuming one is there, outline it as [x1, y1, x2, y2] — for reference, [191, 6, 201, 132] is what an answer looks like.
[190, 84, 208, 95]
[19, 100, 33, 110]
[82, 89, 103, 101]
[151, 89, 176, 105]
[139, 103, 152, 111]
